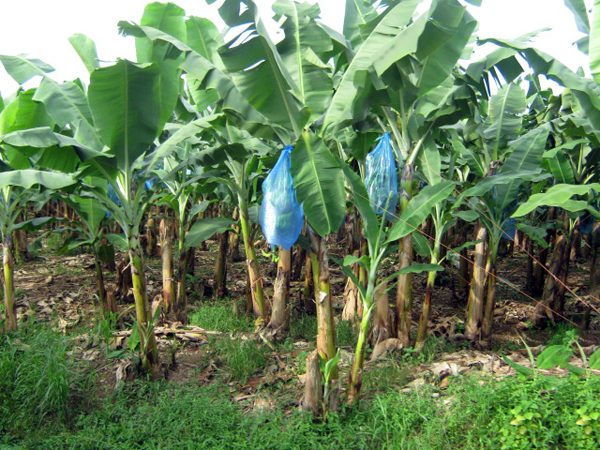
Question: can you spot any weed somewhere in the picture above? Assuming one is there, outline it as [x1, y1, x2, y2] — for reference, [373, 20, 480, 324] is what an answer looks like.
[211, 337, 269, 384]
[336, 320, 357, 348]
[94, 310, 119, 353]
[189, 302, 252, 333]
[0, 324, 88, 442]
[547, 322, 579, 346]
[290, 314, 317, 341]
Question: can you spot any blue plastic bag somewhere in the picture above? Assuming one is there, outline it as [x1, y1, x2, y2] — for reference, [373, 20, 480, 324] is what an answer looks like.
[365, 133, 398, 218]
[259, 146, 304, 250]
[106, 183, 122, 218]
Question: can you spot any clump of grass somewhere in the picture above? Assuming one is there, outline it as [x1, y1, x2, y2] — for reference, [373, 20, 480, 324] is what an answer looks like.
[290, 314, 317, 341]
[547, 322, 579, 346]
[0, 322, 86, 442]
[211, 337, 270, 384]
[11, 371, 600, 449]
[336, 320, 358, 348]
[189, 302, 252, 333]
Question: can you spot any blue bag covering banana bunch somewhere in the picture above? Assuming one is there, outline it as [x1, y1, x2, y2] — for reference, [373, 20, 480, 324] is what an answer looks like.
[259, 146, 304, 250]
[365, 133, 398, 218]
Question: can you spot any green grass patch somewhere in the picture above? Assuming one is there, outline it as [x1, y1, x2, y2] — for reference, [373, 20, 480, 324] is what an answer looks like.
[0, 322, 91, 444]
[210, 337, 270, 384]
[11, 374, 600, 449]
[189, 302, 253, 333]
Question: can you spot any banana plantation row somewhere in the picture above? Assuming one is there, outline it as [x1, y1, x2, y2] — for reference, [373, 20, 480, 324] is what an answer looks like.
[1, 0, 599, 411]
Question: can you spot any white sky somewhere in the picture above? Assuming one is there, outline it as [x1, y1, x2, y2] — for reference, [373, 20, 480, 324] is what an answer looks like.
[0, 0, 591, 96]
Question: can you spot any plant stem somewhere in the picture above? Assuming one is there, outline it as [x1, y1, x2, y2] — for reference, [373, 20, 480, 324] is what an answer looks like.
[160, 218, 175, 313]
[269, 247, 291, 338]
[465, 225, 488, 342]
[309, 230, 337, 363]
[238, 196, 267, 327]
[128, 235, 159, 372]
[396, 164, 414, 347]
[348, 303, 374, 405]
[3, 234, 16, 331]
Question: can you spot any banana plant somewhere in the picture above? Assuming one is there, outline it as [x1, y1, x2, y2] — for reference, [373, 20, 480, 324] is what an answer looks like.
[339, 161, 446, 404]
[0, 41, 224, 371]
[57, 178, 116, 316]
[454, 106, 551, 345]
[0, 89, 79, 331]
[151, 132, 234, 319]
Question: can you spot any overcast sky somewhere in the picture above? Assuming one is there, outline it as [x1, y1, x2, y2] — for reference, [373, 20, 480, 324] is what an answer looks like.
[0, 0, 590, 96]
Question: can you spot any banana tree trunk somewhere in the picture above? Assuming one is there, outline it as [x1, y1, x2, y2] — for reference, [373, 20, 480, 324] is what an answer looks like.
[308, 228, 337, 363]
[532, 208, 556, 295]
[214, 231, 229, 299]
[342, 250, 362, 323]
[532, 234, 567, 327]
[465, 226, 488, 342]
[586, 223, 600, 329]
[229, 208, 241, 262]
[239, 197, 268, 327]
[303, 249, 315, 314]
[570, 220, 581, 261]
[372, 281, 392, 346]
[396, 165, 414, 347]
[146, 206, 158, 257]
[128, 235, 159, 373]
[176, 239, 188, 320]
[3, 233, 17, 331]
[268, 247, 291, 339]
[415, 240, 441, 350]
[481, 248, 498, 344]
[160, 218, 175, 313]
[348, 302, 374, 405]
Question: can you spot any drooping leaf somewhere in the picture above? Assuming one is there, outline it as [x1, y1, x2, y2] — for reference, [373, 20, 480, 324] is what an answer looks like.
[0, 169, 75, 190]
[545, 150, 575, 184]
[0, 127, 106, 162]
[144, 114, 222, 174]
[133, 2, 186, 132]
[0, 54, 102, 151]
[185, 217, 235, 249]
[411, 1, 477, 94]
[386, 181, 455, 243]
[218, 1, 306, 135]
[590, 0, 600, 84]
[420, 136, 442, 185]
[106, 233, 128, 252]
[68, 33, 100, 73]
[493, 126, 550, 214]
[512, 183, 600, 217]
[88, 60, 162, 172]
[322, 0, 421, 135]
[273, 0, 334, 122]
[484, 83, 527, 158]
[503, 356, 534, 377]
[0, 54, 54, 85]
[291, 130, 345, 236]
[515, 223, 550, 249]
[589, 348, 600, 369]
[563, 0, 590, 34]
[33, 79, 93, 128]
[536, 345, 573, 369]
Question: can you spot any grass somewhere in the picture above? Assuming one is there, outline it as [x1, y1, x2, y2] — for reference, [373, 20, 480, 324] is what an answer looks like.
[289, 315, 358, 348]
[189, 302, 253, 333]
[210, 336, 270, 384]
[1, 323, 599, 449]
[9, 372, 599, 449]
[0, 321, 91, 444]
